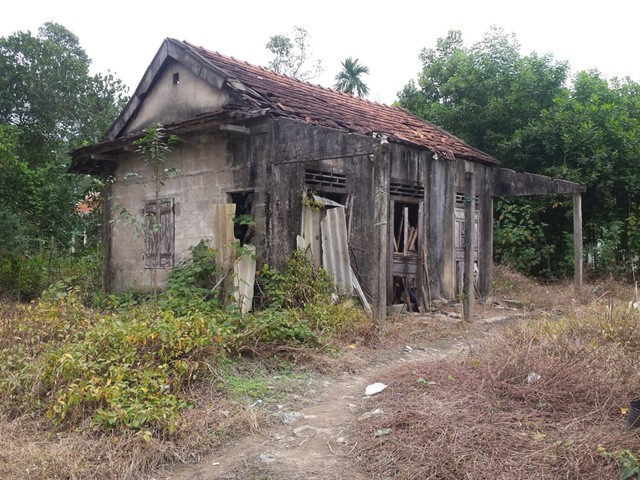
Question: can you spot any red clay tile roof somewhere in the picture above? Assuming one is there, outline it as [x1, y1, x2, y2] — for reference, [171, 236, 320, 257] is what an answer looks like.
[182, 40, 497, 165]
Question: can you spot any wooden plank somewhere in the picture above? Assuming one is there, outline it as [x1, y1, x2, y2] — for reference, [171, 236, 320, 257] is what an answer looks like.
[351, 266, 372, 314]
[408, 226, 417, 252]
[346, 194, 354, 240]
[395, 210, 403, 253]
[403, 206, 409, 255]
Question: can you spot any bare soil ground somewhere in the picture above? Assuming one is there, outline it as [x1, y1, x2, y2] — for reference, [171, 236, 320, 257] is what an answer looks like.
[159, 271, 639, 480]
[160, 307, 529, 480]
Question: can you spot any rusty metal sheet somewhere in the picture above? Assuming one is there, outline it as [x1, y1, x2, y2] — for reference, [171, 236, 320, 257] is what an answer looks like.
[320, 207, 352, 295]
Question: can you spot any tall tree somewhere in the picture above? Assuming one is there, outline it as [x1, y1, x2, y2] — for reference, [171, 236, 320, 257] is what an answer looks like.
[265, 26, 322, 81]
[0, 23, 128, 253]
[334, 57, 370, 97]
[506, 71, 640, 273]
[397, 27, 568, 163]
[398, 27, 640, 277]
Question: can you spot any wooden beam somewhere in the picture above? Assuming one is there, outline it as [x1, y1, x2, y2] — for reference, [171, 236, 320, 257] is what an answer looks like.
[403, 206, 409, 255]
[573, 193, 583, 294]
[90, 154, 118, 161]
[494, 167, 585, 197]
[463, 171, 475, 322]
[372, 140, 390, 328]
[220, 124, 251, 135]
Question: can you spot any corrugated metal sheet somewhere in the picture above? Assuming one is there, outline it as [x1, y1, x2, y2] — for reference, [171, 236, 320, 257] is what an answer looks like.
[321, 207, 353, 295]
[302, 205, 322, 267]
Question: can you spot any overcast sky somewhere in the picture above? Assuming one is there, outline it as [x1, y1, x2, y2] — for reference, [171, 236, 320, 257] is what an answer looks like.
[2, 0, 638, 105]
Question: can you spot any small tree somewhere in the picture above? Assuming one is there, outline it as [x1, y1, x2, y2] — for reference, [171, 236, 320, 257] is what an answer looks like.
[121, 124, 178, 303]
[266, 26, 322, 81]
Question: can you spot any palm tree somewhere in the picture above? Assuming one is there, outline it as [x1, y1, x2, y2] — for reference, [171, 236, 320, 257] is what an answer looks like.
[334, 57, 370, 97]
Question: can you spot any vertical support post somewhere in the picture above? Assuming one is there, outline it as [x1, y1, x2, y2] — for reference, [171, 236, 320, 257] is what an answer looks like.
[372, 139, 390, 328]
[573, 192, 583, 294]
[102, 166, 114, 293]
[463, 171, 474, 322]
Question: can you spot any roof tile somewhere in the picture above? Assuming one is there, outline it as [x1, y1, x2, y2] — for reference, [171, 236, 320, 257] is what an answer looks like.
[183, 41, 497, 164]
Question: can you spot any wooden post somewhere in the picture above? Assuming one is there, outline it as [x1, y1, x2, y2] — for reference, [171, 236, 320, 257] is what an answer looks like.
[573, 192, 583, 294]
[463, 171, 474, 322]
[372, 139, 390, 328]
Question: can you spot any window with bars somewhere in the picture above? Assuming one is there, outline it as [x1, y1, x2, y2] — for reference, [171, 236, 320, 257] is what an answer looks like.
[390, 182, 424, 199]
[304, 169, 346, 191]
[455, 192, 479, 208]
[143, 198, 175, 269]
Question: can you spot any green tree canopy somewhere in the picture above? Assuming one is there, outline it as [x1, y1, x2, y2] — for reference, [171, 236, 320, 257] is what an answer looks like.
[397, 27, 569, 163]
[334, 57, 370, 97]
[0, 22, 128, 254]
[398, 27, 640, 277]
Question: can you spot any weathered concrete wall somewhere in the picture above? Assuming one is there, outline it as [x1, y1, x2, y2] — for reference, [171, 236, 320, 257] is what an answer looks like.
[426, 156, 455, 299]
[124, 58, 230, 135]
[106, 114, 499, 305]
[454, 160, 494, 301]
[265, 118, 378, 282]
[107, 128, 255, 291]
[265, 118, 436, 304]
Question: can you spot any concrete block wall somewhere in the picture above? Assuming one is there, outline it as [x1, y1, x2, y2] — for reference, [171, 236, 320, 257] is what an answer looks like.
[108, 131, 250, 291]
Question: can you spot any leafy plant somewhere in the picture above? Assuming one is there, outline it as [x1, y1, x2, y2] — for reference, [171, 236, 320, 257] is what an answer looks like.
[160, 240, 222, 315]
[257, 249, 333, 309]
[302, 191, 325, 211]
[617, 449, 640, 480]
[494, 198, 556, 276]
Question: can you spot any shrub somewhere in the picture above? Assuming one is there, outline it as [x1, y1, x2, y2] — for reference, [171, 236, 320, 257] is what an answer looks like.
[257, 249, 334, 309]
[0, 246, 372, 437]
[0, 290, 232, 434]
[0, 248, 102, 301]
[160, 240, 222, 315]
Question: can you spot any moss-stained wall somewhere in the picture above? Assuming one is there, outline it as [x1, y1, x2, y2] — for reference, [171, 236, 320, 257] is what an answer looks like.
[105, 114, 494, 303]
[124, 58, 230, 135]
[106, 128, 256, 292]
[265, 118, 379, 292]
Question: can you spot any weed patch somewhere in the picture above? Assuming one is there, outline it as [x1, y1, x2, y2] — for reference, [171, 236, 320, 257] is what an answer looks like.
[353, 304, 640, 479]
[0, 248, 375, 479]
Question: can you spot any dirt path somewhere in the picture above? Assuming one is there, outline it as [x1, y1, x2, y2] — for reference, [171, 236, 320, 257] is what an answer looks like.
[161, 312, 523, 480]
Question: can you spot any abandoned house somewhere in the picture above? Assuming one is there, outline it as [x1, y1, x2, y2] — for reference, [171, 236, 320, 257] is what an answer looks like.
[69, 38, 585, 320]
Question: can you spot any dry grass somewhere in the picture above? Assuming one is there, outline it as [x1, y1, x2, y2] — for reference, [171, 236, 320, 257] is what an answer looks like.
[491, 264, 637, 312]
[1, 267, 638, 479]
[0, 385, 257, 480]
[353, 268, 640, 479]
[0, 295, 376, 480]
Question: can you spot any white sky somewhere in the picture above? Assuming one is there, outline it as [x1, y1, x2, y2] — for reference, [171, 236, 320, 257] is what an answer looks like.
[2, 0, 639, 105]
